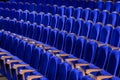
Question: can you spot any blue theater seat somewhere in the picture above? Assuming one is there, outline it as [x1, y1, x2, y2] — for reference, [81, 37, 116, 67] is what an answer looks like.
[87, 0, 95, 10]
[72, 18, 84, 36]
[89, 22, 103, 40]
[57, 6, 66, 16]
[20, 10, 29, 21]
[14, 9, 22, 21]
[99, 24, 113, 44]
[49, 14, 59, 29]
[81, 8, 91, 22]
[113, 1, 120, 12]
[35, 12, 44, 25]
[73, 7, 83, 19]
[89, 9, 100, 23]
[81, 21, 93, 38]
[64, 17, 75, 32]
[104, 1, 113, 12]
[95, 1, 104, 11]
[65, 6, 74, 18]
[97, 10, 109, 25]
[27, 11, 37, 23]
[110, 27, 120, 47]
[56, 15, 67, 30]
[50, 5, 58, 15]
[107, 11, 119, 27]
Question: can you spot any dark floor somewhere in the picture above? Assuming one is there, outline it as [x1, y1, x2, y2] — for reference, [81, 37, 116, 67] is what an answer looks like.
[0, 74, 6, 80]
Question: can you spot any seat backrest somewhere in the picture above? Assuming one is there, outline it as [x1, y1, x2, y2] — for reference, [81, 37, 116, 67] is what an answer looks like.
[94, 45, 111, 69]
[113, 1, 120, 12]
[81, 21, 93, 38]
[99, 24, 113, 44]
[105, 49, 120, 75]
[89, 9, 100, 23]
[95, 1, 104, 11]
[83, 40, 98, 63]
[97, 10, 109, 25]
[72, 19, 84, 36]
[73, 36, 87, 58]
[81, 8, 91, 21]
[55, 31, 67, 50]
[107, 11, 119, 27]
[35, 12, 44, 25]
[89, 23, 103, 40]
[65, 6, 74, 17]
[56, 15, 67, 30]
[64, 17, 75, 32]
[21, 10, 29, 21]
[41, 26, 51, 44]
[87, 1, 95, 9]
[50, 5, 58, 15]
[63, 33, 76, 54]
[49, 14, 59, 29]
[110, 27, 120, 47]
[27, 11, 37, 23]
[104, 1, 113, 11]
[73, 7, 83, 19]
[57, 6, 66, 16]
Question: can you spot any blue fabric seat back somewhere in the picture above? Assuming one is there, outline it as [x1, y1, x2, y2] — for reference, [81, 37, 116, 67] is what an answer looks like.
[48, 29, 59, 47]
[33, 25, 43, 41]
[94, 45, 111, 69]
[50, 5, 58, 15]
[83, 40, 98, 63]
[107, 12, 119, 27]
[56, 16, 67, 30]
[57, 62, 72, 80]
[72, 19, 84, 35]
[99, 25, 113, 44]
[73, 36, 87, 58]
[41, 26, 51, 44]
[47, 56, 61, 80]
[106, 50, 120, 75]
[17, 39, 27, 60]
[21, 10, 29, 22]
[89, 23, 102, 40]
[113, 1, 120, 12]
[44, 4, 51, 14]
[14, 9, 22, 21]
[30, 46, 41, 69]
[81, 21, 93, 38]
[81, 8, 91, 21]
[63, 33, 76, 54]
[35, 12, 44, 25]
[104, 1, 113, 11]
[95, 1, 104, 11]
[42, 13, 52, 27]
[23, 42, 35, 64]
[89, 9, 99, 23]
[87, 1, 95, 9]
[49, 14, 59, 29]
[64, 17, 75, 32]
[39, 52, 52, 75]
[55, 31, 67, 50]
[27, 11, 37, 23]
[28, 3, 35, 12]
[73, 7, 83, 19]
[65, 6, 74, 17]
[68, 69, 82, 80]
[97, 10, 109, 25]
[57, 6, 66, 16]
[110, 27, 120, 47]
[9, 9, 16, 19]
[22, 21, 30, 36]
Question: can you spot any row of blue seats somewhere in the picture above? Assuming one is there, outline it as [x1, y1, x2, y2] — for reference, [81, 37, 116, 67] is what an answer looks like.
[1, 11, 120, 47]
[8, 0, 120, 13]
[0, 8, 120, 27]
[1, 1, 120, 13]
[0, 28, 120, 80]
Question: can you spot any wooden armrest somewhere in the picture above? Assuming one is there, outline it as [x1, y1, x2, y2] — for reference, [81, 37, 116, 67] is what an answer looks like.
[0, 52, 7, 55]
[66, 61, 75, 69]
[1, 56, 12, 60]
[86, 69, 101, 74]
[20, 69, 35, 75]
[6, 60, 22, 65]
[65, 58, 79, 62]
[43, 46, 51, 50]
[13, 64, 29, 69]
[96, 75, 113, 80]
[75, 63, 89, 68]
[56, 54, 69, 57]
[48, 50, 60, 55]
[27, 75, 43, 80]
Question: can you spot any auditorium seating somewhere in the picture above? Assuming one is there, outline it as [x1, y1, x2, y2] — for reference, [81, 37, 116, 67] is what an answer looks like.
[0, 0, 120, 80]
